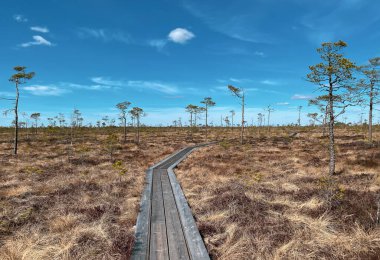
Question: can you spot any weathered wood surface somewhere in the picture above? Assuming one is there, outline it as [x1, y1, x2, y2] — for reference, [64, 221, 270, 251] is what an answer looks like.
[131, 146, 210, 260]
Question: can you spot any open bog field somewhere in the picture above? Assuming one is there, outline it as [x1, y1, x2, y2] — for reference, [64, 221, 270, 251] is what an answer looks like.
[0, 127, 201, 259]
[1, 126, 380, 259]
[176, 126, 380, 259]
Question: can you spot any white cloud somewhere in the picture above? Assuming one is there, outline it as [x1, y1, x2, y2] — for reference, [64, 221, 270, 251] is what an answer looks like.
[23, 85, 69, 96]
[90, 77, 179, 94]
[127, 80, 179, 94]
[183, 2, 274, 44]
[13, 14, 28, 22]
[77, 28, 132, 43]
[0, 92, 15, 98]
[168, 28, 195, 44]
[20, 35, 53, 47]
[64, 82, 111, 90]
[276, 102, 290, 106]
[291, 94, 313, 100]
[261, 80, 279, 85]
[230, 78, 242, 83]
[30, 26, 49, 33]
[218, 78, 253, 84]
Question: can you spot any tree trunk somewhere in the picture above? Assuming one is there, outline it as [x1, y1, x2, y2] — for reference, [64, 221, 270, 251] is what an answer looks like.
[328, 85, 335, 176]
[369, 85, 373, 144]
[298, 110, 301, 126]
[123, 117, 127, 143]
[241, 93, 245, 144]
[205, 104, 208, 141]
[268, 112, 270, 126]
[14, 82, 19, 155]
[136, 117, 140, 144]
[26, 120, 29, 140]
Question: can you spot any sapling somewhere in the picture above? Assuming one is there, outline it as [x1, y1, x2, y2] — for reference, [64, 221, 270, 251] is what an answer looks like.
[112, 160, 128, 182]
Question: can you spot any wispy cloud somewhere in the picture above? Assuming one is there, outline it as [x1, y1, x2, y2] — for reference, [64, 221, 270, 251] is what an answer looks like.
[299, 1, 380, 45]
[254, 51, 265, 57]
[218, 78, 253, 84]
[168, 28, 195, 44]
[77, 28, 132, 43]
[276, 102, 290, 106]
[30, 26, 49, 33]
[13, 14, 28, 23]
[261, 80, 279, 86]
[20, 35, 53, 47]
[39, 78, 180, 95]
[23, 85, 69, 96]
[90, 77, 124, 87]
[183, 2, 274, 44]
[127, 80, 179, 94]
[90, 77, 179, 94]
[147, 39, 168, 51]
[291, 94, 313, 100]
[230, 78, 243, 83]
[0, 91, 15, 98]
[64, 82, 111, 90]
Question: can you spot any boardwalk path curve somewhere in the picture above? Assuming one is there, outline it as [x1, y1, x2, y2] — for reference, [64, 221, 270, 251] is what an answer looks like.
[131, 145, 211, 260]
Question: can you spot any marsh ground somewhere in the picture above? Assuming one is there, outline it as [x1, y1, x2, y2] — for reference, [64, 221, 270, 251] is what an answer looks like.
[0, 127, 200, 259]
[1, 126, 379, 259]
[177, 126, 380, 259]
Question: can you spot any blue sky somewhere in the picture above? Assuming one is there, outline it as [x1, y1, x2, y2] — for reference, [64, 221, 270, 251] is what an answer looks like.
[1, 0, 380, 126]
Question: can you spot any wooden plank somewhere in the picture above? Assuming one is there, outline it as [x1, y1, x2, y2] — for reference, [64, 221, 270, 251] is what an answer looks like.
[149, 169, 169, 260]
[132, 143, 215, 260]
[161, 170, 190, 260]
[157, 148, 192, 169]
[131, 169, 153, 260]
[167, 150, 211, 260]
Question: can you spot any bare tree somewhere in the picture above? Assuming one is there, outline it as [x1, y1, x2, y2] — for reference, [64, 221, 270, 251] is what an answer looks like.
[201, 97, 216, 141]
[230, 110, 235, 127]
[194, 106, 204, 126]
[265, 105, 274, 133]
[358, 57, 379, 144]
[30, 113, 41, 134]
[297, 106, 303, 126]
[307, 40, 358, 180]
[72, 109, 83, 127]
[116, 101, 131, 142]
[57, 113, 66, 127]
[8, 66, 35, 155]
[257, 113, 264, 126]
[224, 116, 230, 126]
[309, 101, 329, 136]
[228, 85, 245, 144]
[21, 112, 30, 140]
[307, 112, 322, 126]
[129, 107, 144, 144]
[186, 104, 195, 127]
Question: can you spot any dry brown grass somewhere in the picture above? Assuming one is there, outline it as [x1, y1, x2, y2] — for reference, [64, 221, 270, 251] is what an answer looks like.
[0, 127, 200, 259]
[1, 126, 380, 259]
[176, 126, 380, 259]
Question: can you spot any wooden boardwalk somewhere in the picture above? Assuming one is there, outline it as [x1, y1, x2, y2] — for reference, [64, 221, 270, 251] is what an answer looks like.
[131, 147, 210, 260]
